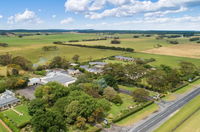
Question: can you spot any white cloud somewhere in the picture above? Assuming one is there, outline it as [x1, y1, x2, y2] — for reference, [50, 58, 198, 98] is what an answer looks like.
[0, 15, 3, 19]
[7, 9, 43, 24]
[52, 15, 57, 18]
[65, 0, 200, 19]
[60, 17, 74, 24]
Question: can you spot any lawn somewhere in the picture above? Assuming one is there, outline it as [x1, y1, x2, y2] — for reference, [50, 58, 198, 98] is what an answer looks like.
[155, 95, 200, 132]
[108, 93, 136, 119]
[2, 104, 31, 127]
[116, 103, 159, 126]
[0, 122, 9, 132]
[125, 52, 200, 67]
[119, 85, 138, 91]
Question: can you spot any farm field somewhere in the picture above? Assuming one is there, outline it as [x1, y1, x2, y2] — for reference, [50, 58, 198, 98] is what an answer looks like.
[74, 37, 171, 51]
[125, 52, 200, 67]
[1, 104, 31, 128]
[143, 43, 200, 59]
[155, 95, 200, 132]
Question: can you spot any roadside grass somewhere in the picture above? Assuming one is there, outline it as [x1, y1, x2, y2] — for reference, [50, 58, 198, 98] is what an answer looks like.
[116, 103, 159, 126]
[125, 52, 200, 67]
[175, 109, 200, 132]
[109, 93, 136, 119]
[1, 104, 31, 127]
[154, 95, 200, 132]
[175, 79, 200, 94]
[0, 122, 9, 132]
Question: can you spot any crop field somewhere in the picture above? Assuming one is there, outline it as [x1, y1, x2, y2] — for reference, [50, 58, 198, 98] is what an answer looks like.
[1, 105, 31, 127]
[155, 95, 200, 132]
[125, 52, 200, 67]
[144, 43, 200, 59]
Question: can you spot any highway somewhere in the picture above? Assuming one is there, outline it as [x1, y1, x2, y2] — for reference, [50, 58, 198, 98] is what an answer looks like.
[129, 87, 200, 132]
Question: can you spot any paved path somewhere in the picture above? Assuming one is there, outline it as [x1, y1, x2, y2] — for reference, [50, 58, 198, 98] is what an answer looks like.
[0, 119, 12, 132]
[128, 87, 200, 132]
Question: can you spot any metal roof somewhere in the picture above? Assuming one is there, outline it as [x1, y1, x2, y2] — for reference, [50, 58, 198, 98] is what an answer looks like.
[0, 90, 19, 107]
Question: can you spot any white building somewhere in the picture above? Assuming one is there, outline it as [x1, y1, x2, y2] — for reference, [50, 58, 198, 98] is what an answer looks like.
[29, 70, 77, 87]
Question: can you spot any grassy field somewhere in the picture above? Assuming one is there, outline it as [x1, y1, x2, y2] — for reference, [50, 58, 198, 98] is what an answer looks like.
[155, 95, 200, 132]
[1, 104, 31, 127]
[109, 93, 136, 119]
[116, 103, 159, 126]
[125, 52, 200, 67]
[74, 37, 171, 51]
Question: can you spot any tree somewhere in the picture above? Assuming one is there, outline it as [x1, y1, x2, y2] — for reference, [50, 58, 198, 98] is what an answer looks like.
[72, 54, 80, 62]
[0, 53, 12, 65]
[132, 89, 150, 102]
[28, 98, 46, 116]
[35, 82, 69, 106]
[0, 80, 6, 93]
[179, 61, 198, 80]
[81, 83, 100, 98]
[12, 56, 32, 71]
[103, 87, 122, 104]
[64, 101, 80, 124]
[31, 110, 67, 132]
[103, 74, 118, 91]
[49, 56, 69, 69]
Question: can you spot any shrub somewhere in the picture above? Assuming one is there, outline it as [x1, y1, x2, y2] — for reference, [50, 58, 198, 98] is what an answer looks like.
[111, 40, 121, 44]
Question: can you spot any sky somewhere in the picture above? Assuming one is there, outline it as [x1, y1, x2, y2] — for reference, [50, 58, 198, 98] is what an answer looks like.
[0, 0, 200, 30]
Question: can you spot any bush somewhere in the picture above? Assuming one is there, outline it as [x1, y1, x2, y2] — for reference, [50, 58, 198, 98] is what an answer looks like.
[189, 37, 200, 41]
[0, 43, 8, 47]
[34, 70, 47, 76]
[111, 40, 121, 44]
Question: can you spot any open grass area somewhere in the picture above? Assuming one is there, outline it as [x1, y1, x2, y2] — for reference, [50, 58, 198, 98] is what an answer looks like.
[125, 52, 200, 67]
[175, 109, 200, 132]
[109, 93, 136, 119]
[116, 103, 159, 126]
[0, 66, 7, 76]
[155, 95, 200, 132]
[1, 104, 31, 127]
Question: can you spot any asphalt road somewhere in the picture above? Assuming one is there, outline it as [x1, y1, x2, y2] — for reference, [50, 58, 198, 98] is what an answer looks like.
[129, 87, 200, 132]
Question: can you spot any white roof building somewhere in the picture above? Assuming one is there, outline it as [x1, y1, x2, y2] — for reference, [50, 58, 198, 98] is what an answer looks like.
[0, 90, 19, 108]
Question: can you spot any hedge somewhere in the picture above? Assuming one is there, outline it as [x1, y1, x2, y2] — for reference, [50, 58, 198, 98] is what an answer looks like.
[53, 43, 134, 52]
[171, 82, 189, 93]
[0, 113, 20, 132]
[112, 101, 154, 123]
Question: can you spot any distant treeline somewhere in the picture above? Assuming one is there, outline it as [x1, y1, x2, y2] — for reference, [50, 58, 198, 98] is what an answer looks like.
[1, 29, 200, 35]
[53, 42, 134, 52]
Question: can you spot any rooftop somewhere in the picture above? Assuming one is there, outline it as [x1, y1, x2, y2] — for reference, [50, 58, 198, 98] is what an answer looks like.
[0, 90, 19, 108]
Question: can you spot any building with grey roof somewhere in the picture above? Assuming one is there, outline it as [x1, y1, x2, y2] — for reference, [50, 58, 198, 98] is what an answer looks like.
[0, 90, 20, 110]
[115, 56, 135, 61]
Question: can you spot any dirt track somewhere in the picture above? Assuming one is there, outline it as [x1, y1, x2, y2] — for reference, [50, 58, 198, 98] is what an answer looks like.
[0, 119, 12, 132]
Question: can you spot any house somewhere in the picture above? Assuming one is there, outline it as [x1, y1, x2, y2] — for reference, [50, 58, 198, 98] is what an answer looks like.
[67, 69, 81, 76]
[28, 78, 41, 86]
[0, 90, 20, 110]
[28, 69, 77, 87]
[115, 56, 135, 62]
[80, 65, 103, 74]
